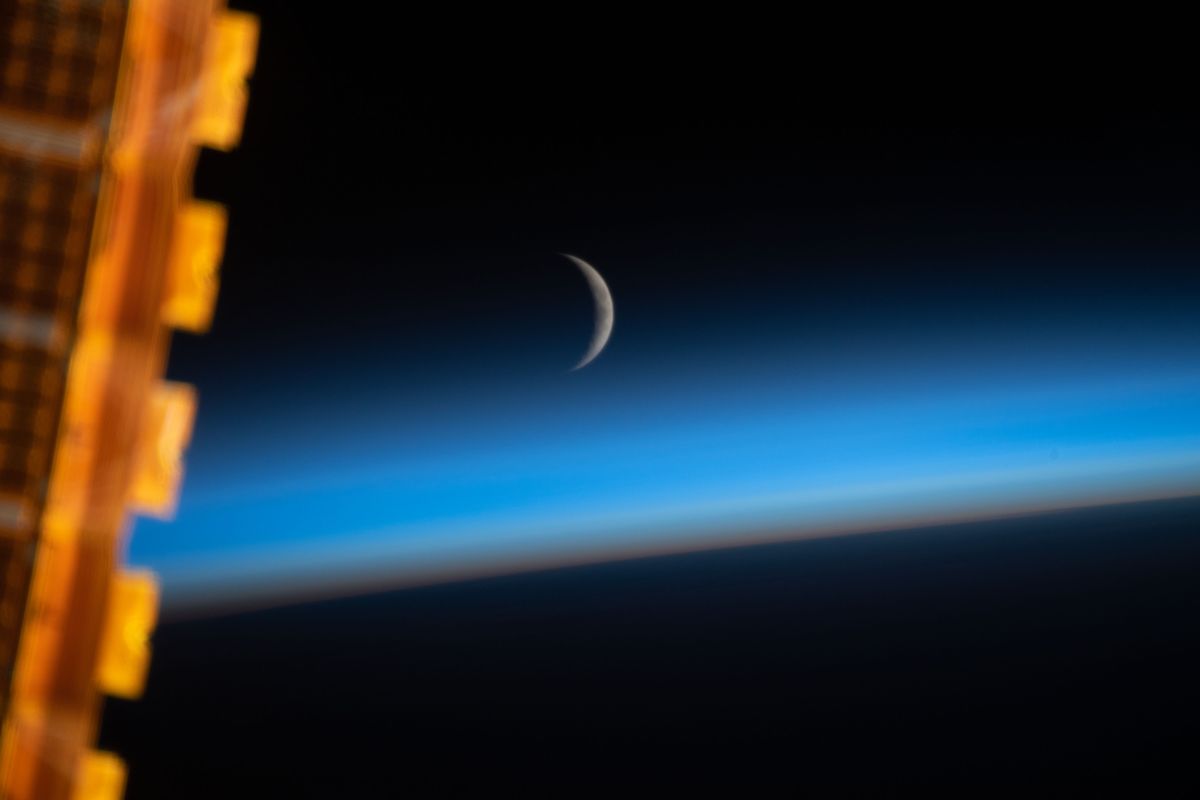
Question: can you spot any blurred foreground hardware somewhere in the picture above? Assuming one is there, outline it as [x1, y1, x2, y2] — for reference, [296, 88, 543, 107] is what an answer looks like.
[0, 2, 256, 797]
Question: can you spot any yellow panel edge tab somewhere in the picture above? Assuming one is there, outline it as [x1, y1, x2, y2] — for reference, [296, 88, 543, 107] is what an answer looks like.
[95, 571, 159, 700]
[193, 11, 261, 151]
[129, 382, 197, 520]
[70, 751, 127, 800]
[163, 203, 228, 333]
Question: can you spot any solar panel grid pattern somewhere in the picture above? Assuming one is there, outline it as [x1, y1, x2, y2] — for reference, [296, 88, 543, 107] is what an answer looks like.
[0, 0, 128, 715]
[0, 0, 126, 123]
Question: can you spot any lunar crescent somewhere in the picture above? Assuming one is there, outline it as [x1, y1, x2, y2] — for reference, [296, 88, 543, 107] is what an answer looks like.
[562, 254, 614, 370]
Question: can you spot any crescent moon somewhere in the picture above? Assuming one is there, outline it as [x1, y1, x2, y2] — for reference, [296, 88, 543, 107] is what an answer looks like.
[562, 254, 614, 370]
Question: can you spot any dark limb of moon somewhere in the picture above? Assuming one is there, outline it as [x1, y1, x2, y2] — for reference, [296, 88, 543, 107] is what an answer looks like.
[562, 254, 614, 370]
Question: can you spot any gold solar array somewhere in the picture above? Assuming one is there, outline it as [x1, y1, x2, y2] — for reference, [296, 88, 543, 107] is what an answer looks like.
[1, 0, 128, 712]
[0, 0, 127, 123]
[0, 146, 90, 681]
[0, 2, 257, 798]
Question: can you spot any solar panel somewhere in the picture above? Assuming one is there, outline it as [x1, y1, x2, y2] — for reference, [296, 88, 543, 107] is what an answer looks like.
[0, 3, 256, 796]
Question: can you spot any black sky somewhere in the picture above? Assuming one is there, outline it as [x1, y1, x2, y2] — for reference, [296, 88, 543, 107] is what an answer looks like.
[177, 4, 1200, 392]
[106, 5, 1200, 794]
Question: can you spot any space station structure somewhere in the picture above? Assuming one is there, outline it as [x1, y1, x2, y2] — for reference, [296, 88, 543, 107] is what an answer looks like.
[0, 2, 257, 797]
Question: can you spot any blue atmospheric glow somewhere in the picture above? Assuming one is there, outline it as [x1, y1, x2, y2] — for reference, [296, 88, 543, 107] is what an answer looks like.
[130, 310, 1200, 612]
